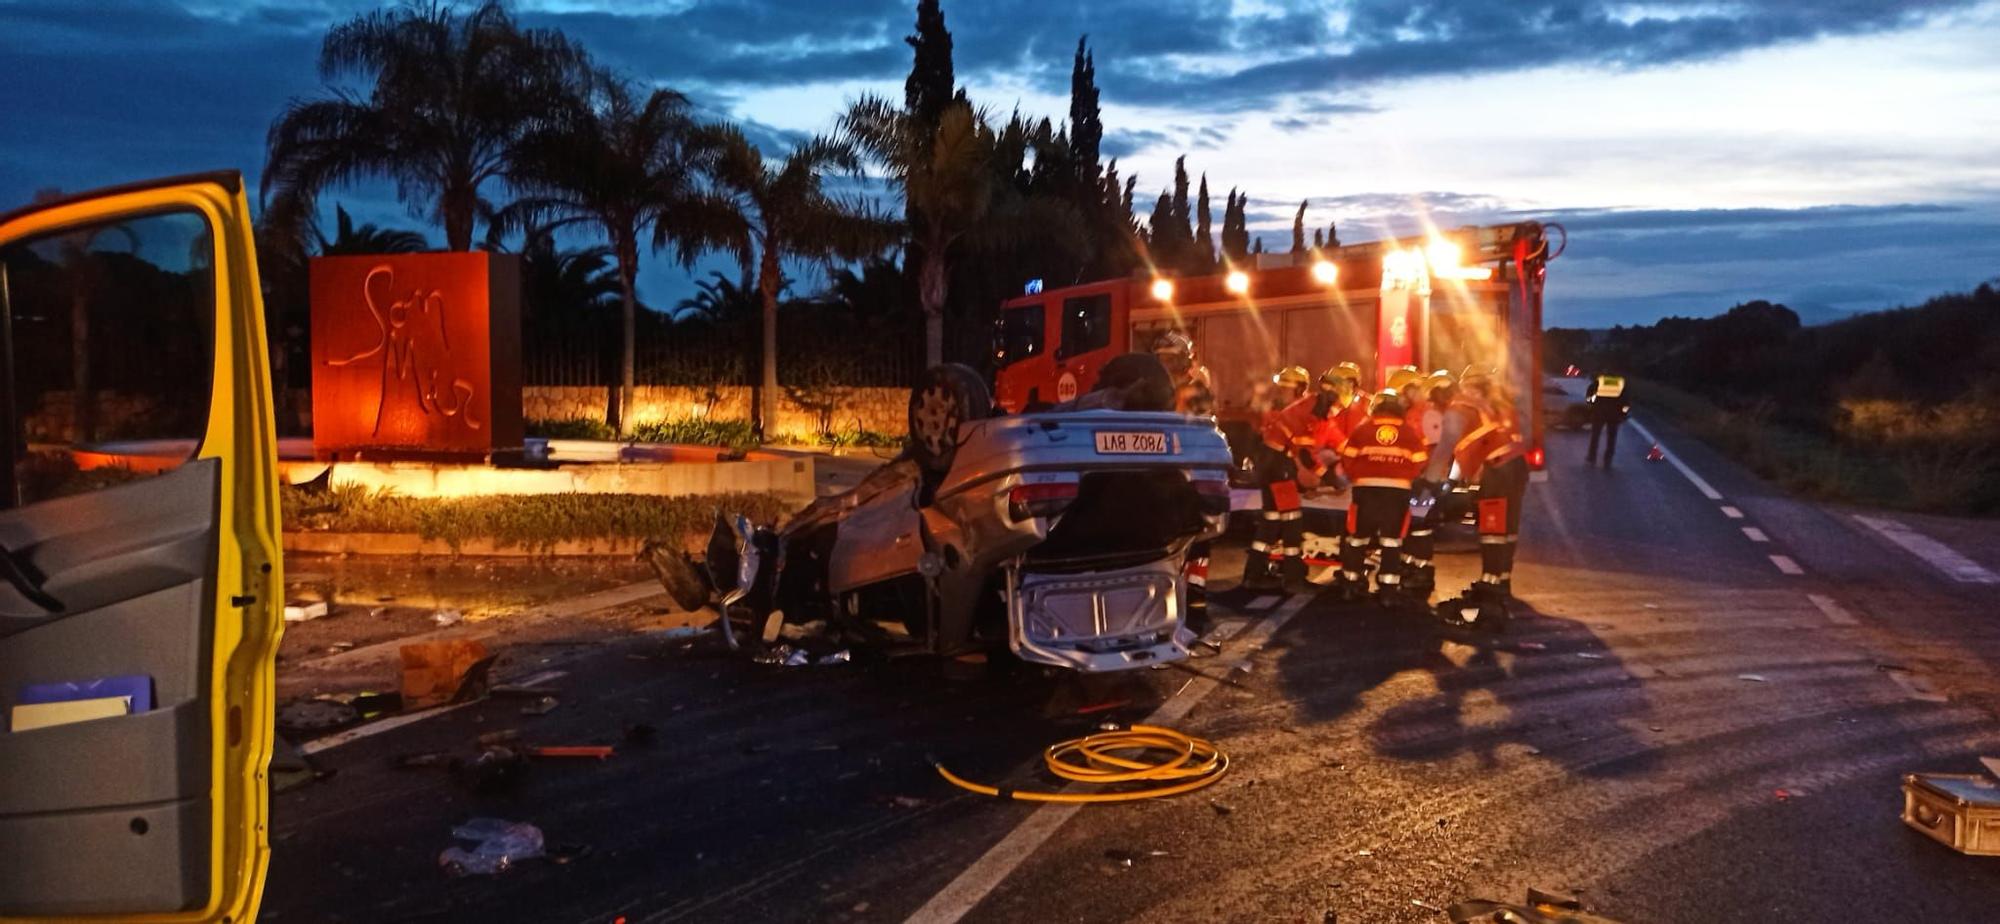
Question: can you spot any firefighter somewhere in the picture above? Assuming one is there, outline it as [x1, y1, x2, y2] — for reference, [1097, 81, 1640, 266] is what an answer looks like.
[1335, 388, 1429, 604]
[1245, 365, 1318, 591]
[1155, 330, 1216, 628]
[1320, 361, 1370, 437]
[1423, 364, 1530, 631]
[1152, 329, 1214, 416]
[1401, 369, 1454, 601]
[1584, 373, 1630, 468]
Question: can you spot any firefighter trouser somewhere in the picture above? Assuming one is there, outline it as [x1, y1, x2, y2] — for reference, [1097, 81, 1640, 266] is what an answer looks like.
[1343, 486, 1412, 589]
[1249, 448, 1303, 584]
[1587, 414, 1623, 464]
[1403, 503, 1439, 595]
[1476, 456, 1531, 588]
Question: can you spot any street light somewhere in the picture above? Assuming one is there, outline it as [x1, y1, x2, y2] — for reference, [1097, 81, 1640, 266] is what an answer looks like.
[1225, 270, 1250, 295]
[1150, 277, 1175, 301]
[1310, 260, 1338, 285]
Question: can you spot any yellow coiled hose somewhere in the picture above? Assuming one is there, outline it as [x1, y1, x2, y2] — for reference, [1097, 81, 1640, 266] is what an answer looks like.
[934, 724, 1229, 803]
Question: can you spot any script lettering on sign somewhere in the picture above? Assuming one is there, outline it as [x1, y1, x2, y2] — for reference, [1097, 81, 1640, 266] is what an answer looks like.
[324, 264, 483, 435]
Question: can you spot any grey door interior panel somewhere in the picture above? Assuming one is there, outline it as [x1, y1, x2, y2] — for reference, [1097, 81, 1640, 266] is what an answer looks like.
[0, 457, 219, 916]
[0, 796, 208, 916]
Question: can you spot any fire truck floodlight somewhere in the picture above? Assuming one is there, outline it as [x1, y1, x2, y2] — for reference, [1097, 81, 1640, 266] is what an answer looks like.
[1311, 260, 1338, 285]
[1150, 278, 1175, 301]
[1225, 270, 1250, 295]
[1457, 266, 1494, 281]
[1426, 239, 1462, 273]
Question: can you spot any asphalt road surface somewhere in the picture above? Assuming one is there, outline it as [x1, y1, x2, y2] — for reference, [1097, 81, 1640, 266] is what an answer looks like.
[261, 418, 2000, 923]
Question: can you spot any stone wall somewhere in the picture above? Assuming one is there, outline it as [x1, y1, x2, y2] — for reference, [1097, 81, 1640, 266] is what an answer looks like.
[522, 385, 908, 440]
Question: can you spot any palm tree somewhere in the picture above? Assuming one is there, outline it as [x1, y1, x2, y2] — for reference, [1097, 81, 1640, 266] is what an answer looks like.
[840, 95, 1003, 368]
[502, 71, 737, 433]
[702, 127, 902, 436]
[518, 229, 620, 324]
[262, 0, 582, 251]
[317, 205, 430, 255]
[672, 271, 762, 327]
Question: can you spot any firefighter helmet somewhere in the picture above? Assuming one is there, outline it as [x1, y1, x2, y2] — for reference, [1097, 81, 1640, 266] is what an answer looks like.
[1321, 361, 1363, 388]
[1273, 365, 1311, 390]
[1371, 388, 1408, 417]
[1386, 365, 1423, 393]
[1459, 363, 1496, 390]
[1151, 329, 1195, 360]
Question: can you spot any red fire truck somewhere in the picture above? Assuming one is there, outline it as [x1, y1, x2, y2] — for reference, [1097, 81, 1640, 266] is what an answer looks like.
[993, 221, 1563, 498]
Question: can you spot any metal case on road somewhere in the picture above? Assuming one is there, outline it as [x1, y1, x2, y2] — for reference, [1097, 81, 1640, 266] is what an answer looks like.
[1902, 773, 2000, 855]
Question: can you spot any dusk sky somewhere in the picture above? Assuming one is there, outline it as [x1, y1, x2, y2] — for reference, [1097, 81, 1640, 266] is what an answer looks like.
[3, 0, 1997, 327]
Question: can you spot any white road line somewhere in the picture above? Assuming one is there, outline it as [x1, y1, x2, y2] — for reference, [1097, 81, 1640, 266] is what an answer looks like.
[1853, 514, 2000, 584]
[1720, 506, 1744, 519]
[1245, 594, 1282, 610]
[300, 702, 477, 755]
[1742, 527, 1770, 543]
[1885, 670, 1949, 703]
[1627, 420, 1722, 501]
[1807, 593, 1859, 626]
[1769, 555, 1805, 575]
[905, 593, 1314, 924]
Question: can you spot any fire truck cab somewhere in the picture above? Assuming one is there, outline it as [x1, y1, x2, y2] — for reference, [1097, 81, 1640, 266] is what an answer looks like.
[994, 222, 1561, 492]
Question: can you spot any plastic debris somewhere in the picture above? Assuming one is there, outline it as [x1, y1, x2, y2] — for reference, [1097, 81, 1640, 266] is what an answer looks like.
[283, 601, 329, 623]
[439, 817, 544, 876]
[1210, 801, 1235, 816]
[1645, 444, 1665, 462]
[432, 609, 464, 628]
[817, 650, 852, 665]
[783, 648, 811, 667]
[1575, 652, 1605, 660]
[326, 641, 356, 654]
[655, 625, 709, 640]
[519, 696, 560, 716]
[1737, 673, 1768, 683]
[752, 644, 795, 666]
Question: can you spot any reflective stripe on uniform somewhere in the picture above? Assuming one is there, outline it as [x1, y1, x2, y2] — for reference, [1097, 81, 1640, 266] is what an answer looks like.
[1377, 573, 1401, 585]
[1478, 535, 1509, 544]
[1403, 557, 1432, 568]
[1345, 536, 1370, 547]
[1380, 538, 1403, 549]
[1352, 476, 1414, 489]
[1249, 540, 1271, 551]
[1278, 510, 1304, 521]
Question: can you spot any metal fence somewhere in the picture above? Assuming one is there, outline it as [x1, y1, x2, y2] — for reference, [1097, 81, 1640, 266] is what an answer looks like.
[522, 312, 918, 389]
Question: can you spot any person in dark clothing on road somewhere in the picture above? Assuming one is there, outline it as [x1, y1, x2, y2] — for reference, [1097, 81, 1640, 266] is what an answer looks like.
[1584, 374, 1631, 468]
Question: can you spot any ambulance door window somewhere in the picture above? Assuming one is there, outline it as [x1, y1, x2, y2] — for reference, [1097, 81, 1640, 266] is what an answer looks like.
[1056, 293, 1111, 359]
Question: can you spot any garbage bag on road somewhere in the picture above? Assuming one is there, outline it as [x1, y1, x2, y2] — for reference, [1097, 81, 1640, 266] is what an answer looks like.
[439, 817, 545, 876]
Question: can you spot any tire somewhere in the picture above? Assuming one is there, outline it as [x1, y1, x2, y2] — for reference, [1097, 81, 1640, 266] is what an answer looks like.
[909, 363, 992, 475]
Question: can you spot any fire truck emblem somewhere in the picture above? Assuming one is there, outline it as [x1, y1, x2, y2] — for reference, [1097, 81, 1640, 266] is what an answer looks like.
[1390, 315, 1408, 348]
[1375, 424, 1400, 445]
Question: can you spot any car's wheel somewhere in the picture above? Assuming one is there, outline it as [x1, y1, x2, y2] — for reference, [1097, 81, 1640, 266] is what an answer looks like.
[909, 363, 992, 474]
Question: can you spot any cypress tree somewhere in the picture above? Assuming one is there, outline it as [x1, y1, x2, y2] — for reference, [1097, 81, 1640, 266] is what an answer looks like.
[1068, 36, 1101, 184]
[1291, 200, 1307, 254]
[1195, 174, 1214, 267]
[905, 0, 956, 127]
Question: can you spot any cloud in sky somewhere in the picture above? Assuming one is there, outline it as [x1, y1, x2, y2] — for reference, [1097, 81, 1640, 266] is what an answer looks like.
[1, 0, 1997, 325]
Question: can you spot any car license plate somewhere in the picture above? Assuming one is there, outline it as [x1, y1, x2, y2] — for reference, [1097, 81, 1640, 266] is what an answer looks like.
[1094, 431, 1170, 454]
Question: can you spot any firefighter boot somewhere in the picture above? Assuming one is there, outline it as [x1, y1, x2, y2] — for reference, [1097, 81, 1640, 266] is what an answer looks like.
[1437, 581, 1511, 633]
[1333, 571, 1368, 603]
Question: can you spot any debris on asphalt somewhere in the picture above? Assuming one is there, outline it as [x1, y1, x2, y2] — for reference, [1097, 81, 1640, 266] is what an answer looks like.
[1575, 653, 1605, 660]
[283, 600, 330, 622]
[400, 639, 494, 708]
[784, 648, 811, 667]
[891, 796, 927, 809]
[1526, 887, 1582, 908]
[654, 625, 710, 641]
[1737, 673, 1768, 683]
[1774, 788, 1794, 802]
[1875, 662, 1913, 673]
[1355, 849, 1373, 857]
[528, 745, 613, 759]
[1515, 641, 1548, 651]
[1210, 800, 1235, 816]
[352, 690, 402, 718]
[439, 817, 545, 876]
[432, 608, 464, 628]
[1903, 771, 2000, 855]
[477, 729, 521, 747]
[1077, 699, 1131, 715]
[520, 696, 560, 716]
[326, 641, 356, 654]
[393, 752, 448, 770]
[817, 649, 852, 665]
[454, 747, 528, 793]
[1412, 899, 1444, 912]
[1102, 848, 1169, 868]
[277, 698, 359, 736]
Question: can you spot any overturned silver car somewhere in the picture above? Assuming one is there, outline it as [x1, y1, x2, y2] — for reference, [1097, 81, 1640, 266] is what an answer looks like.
[688, 360, 1233, 673]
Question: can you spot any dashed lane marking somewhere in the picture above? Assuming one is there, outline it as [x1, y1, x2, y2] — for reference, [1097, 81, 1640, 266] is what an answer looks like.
[1807, 593, 1859, 626]
[904, 593, 1315, 924]
[1628, 420, 1722, 501]
[1853, 514, 2000, 584]
[1742, 527, 1770, 543]
[1720, 506, 1745, 519]
[1885, 669, 1950, 703]
[301, 702, 477, 755]
[1770, 555, 1806, 575]
[1246, 594, 1283, 610]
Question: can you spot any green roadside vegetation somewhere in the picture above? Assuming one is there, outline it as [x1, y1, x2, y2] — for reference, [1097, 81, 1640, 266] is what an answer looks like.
[281, 483, 795, 554]
[526, 416, 905, 452]
[1550, 283, 2000, 515]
